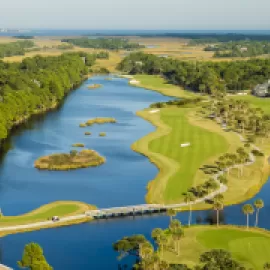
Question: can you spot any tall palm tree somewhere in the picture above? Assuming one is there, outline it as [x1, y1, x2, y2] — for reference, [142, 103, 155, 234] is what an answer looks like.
[167, 208, 176, 223]
[254, 199, 264, 227]
[184, 192, 195, 227]
[242, 204, 254, 230]
[172, 227, 184, 256]
[151, 228, 167, 258]
[213, 201, 223, 227]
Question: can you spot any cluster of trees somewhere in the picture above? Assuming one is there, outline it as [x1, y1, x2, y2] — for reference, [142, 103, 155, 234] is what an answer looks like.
[242, 199, 264, 229]
[114, 218, 249, 270]
[18, 242, 52, 270]
[204, 41, 270, 58]
[186, 34, 270, 45]
[118, 52, 270, 92]
[150, 98, 202, 108]
[203, 98, 270, 141]
[61, 37, 144, 51]
[0, 40, 35, 58]
[0, 52, 95, 142]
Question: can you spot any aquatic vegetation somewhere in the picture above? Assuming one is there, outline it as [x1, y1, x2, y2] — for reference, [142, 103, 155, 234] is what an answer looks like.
[99, 132, 106, 137]
[87, 84, 102, 89]
[35, 149, 105, 170]
[85, 117, 116, 126]
[85, 132, 92, 135]
[79, 123, 87, 127]
[72, 143, 85, 147]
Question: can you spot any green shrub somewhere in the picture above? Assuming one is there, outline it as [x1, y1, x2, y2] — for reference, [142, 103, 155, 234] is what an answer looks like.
[72, 143, 85, 147]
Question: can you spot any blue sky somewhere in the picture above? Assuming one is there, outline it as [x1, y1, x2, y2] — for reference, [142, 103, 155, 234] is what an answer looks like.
[1, 0, 270, 30]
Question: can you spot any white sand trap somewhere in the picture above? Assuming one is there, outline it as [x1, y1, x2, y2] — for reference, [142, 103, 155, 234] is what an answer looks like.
[180, 142, 191, 147]
[130, 79, 140, 85]
[149, 109, 160, 114]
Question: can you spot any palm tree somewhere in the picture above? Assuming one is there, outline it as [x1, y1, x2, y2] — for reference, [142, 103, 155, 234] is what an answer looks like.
[172, 227, 184, 256]
[184, 192, 195, 227]
[167, 208, 176, 223]
[151, 228, 167, 258]
[242, 204, 254, 230]
[254, 199, 264, 227]
[213, 201, 223, 227]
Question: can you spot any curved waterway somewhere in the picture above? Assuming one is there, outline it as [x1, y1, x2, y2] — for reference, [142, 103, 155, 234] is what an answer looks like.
[0, 76, 269, 269]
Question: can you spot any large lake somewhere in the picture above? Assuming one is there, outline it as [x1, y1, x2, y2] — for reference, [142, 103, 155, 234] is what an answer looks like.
[0, 76, 269, 269]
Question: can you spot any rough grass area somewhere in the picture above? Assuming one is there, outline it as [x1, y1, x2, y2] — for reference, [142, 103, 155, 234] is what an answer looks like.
[164, 226, 270, 270]
[231, 95, 270, 114]
[133, 75, 196, 98]
[0, 201, 95, 226]
[35, 149, 105, 170]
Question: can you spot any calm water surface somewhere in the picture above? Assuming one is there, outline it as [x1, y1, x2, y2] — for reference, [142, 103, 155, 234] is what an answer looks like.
[0, 76, 269, 269]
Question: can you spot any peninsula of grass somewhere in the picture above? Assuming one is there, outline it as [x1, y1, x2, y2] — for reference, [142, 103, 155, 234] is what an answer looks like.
[133, 106, 269, 206]
[79, 123, 87, 127]
[99, 132, 106, 137]
[85, 131, 92, 135]
[163, 225, 270, 270]
[0, 201, 96, 227]
[132, 75, 196, 99]
[85, 117, 116, 126]
[72, 143, 85, 147]
[34, 149, 105, 171]
[87, 83, 102, 89]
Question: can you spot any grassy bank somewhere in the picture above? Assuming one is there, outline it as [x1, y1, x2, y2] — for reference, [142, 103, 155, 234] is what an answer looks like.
[0, 201, 94, 227]
[132, 75, 196, 98]
[163, 225, 270, 269]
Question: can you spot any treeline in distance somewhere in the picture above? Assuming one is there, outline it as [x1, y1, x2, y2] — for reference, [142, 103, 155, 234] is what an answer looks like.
[118, 52, 270, 93]
[61, 37, 144, 50]
[0, 40, 35, 58]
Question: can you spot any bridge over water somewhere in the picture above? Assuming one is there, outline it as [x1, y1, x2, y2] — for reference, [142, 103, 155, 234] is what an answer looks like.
[85, 204, 176, 219]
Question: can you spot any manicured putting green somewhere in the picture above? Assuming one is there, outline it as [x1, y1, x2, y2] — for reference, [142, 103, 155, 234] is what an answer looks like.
[197, 228, 270, 269]
[149, 108, 228, 202]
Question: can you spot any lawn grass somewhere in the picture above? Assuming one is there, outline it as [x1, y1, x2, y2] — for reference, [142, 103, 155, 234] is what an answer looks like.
[231, 95, 270, 114]
[133, 108, 230, 204]
[149, 108, 228, 203]
[134, 105, 269, 206]
[163, 226, 270, 269]
[133, 75, 196, 98]
[0, 201, 94, 226]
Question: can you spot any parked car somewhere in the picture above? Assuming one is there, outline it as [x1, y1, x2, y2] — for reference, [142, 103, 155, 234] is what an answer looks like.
[52, 216, 60, 222]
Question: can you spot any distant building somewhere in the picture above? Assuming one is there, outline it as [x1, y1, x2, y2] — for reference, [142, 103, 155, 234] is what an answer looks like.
[240, 47, 248, 52]
[252, 80, 270, 97]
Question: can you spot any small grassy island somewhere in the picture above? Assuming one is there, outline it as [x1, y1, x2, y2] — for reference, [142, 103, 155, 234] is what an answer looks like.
[99, 132, 106, 137]
[85, 131, 92, 135]
[79, 123, 87, 128]
[85, 117, 116, 126]
[72, 143, 85, 147]
[87, 84, 102, 89]
[34, 149, 105, 171]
